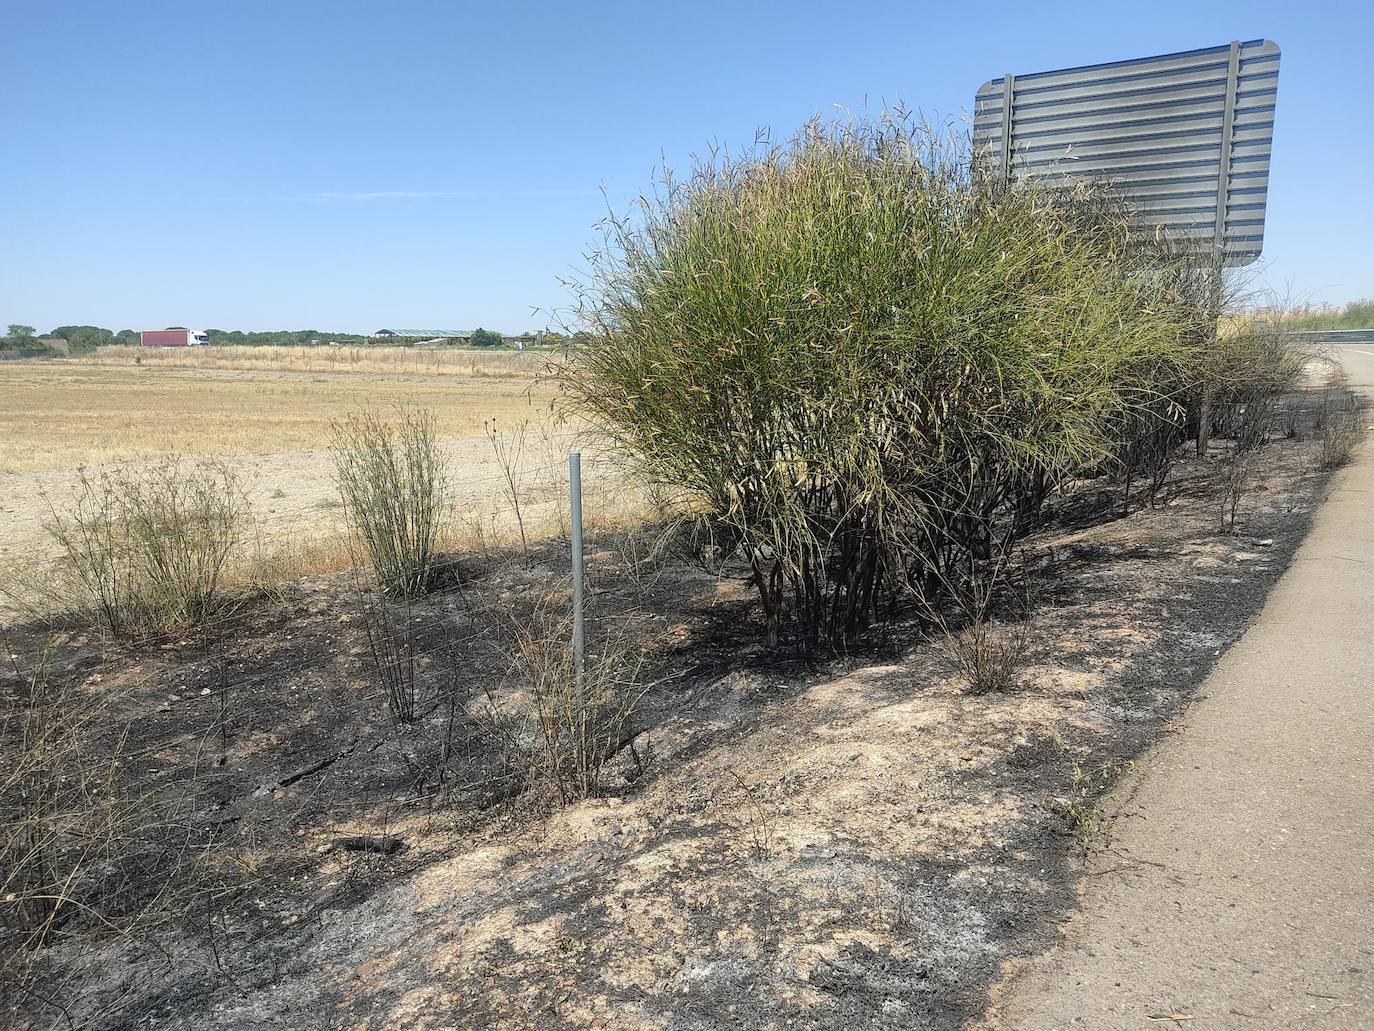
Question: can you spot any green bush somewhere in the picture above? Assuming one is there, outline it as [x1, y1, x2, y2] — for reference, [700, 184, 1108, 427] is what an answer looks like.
[564, 113, 1199, 647]
[1, 324, 56, 358]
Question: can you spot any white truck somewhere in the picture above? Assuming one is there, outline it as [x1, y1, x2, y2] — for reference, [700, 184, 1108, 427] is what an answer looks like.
[140, 329, 209, 347]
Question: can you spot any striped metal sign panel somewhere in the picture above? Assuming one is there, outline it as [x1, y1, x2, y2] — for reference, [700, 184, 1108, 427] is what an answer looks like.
[974, 39, 1280, 266]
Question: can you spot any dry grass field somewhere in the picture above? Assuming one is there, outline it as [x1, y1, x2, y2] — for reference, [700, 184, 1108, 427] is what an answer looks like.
[84, 343, 551, 379]
[0, 349, 555, 474]
[0, 351, 581, 585]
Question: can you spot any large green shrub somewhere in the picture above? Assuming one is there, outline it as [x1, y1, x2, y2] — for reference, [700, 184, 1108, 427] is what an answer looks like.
[565, 114, 1199, 647]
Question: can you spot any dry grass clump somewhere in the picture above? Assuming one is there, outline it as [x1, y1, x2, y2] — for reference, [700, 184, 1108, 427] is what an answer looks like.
[228, 533, 358, 596]
[484, 604, 646, 803]
[331, 407, 449, 596]
[565, 112, 1201, 648]
[43, 458, 245, 637]
[1320, 406, 1364, 470]
[939, 618, 1029, 694]
[1204, 305, 1315, 453]
[924, 549, 1033, 693]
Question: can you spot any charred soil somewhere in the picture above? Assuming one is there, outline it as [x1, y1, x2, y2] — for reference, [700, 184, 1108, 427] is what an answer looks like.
[0, 399, 1346, 1030]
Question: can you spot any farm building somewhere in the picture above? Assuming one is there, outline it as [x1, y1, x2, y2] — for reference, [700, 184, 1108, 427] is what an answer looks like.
[370, 329, 547, 348]
[391, 329, 477, 342]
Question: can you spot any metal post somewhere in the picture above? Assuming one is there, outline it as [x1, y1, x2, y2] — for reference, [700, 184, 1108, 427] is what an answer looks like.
[999, 73, 1015, 185]
[1213, 40, 1242, 260]
[1197, 265, 1225, 457]
[568, 452, 585, 697]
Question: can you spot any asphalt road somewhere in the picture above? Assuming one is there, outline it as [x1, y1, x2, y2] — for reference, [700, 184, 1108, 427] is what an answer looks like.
[986, 346, 1374, 1029]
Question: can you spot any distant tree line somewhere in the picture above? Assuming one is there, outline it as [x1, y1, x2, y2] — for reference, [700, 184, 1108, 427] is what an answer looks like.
[1, 323, 588, 356]
[1, 324, 130, 355]
[1, 324, 45, 355]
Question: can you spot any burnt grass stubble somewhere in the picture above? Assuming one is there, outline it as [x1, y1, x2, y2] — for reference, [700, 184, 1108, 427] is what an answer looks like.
[0, 396, 1343, 1030]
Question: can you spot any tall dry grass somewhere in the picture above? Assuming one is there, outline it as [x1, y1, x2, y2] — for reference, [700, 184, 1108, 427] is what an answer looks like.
[0, 361, 558, 475]
[1, 647, 223, 1018]
[1203, 305, 1316, 453]
[1282, 299, 1374, 332]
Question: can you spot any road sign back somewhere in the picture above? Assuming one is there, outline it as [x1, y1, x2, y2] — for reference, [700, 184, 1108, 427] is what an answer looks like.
[974, 39, 1280, 265]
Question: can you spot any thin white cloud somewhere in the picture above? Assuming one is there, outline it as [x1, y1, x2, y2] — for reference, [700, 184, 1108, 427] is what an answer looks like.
[298, 188, 611, 202]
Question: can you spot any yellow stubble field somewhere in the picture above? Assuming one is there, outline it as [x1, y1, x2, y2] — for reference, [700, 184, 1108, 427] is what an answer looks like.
[0, 348, 558, 474]
[0, 349, 581, 578]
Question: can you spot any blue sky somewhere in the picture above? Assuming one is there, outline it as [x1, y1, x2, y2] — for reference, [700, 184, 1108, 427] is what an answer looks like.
[2, 0, 1370, 334]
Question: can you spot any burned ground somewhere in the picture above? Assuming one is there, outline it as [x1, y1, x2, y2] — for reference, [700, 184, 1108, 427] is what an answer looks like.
[0, 395, 1347, 1030]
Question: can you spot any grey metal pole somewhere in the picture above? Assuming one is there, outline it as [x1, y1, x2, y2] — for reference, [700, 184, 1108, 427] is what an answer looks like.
[569, 452, 585, 697]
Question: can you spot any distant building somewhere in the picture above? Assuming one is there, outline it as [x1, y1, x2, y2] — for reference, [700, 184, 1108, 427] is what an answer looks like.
[369, 329, 548, 348]
[391, 330, 476, 343]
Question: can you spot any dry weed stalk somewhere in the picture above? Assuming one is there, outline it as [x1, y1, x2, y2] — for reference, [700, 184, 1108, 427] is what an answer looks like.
[483, 601, 646, 803]
[724, 769, 773, 859]
[485, 418, 531, 567]
[355, 587, 421, 725]
[1220, 454, 1252, 534]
